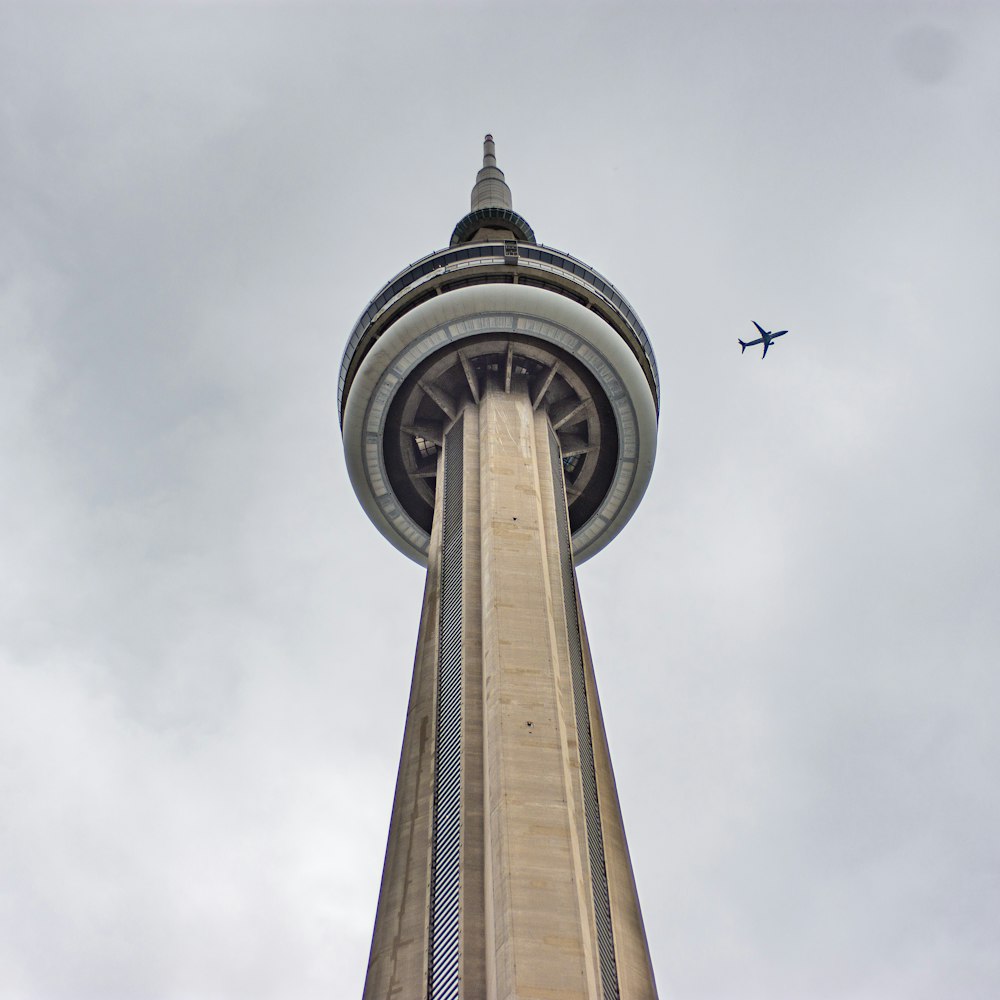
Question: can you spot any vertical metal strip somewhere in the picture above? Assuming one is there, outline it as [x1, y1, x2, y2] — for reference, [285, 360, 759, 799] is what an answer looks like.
[429, 417, 464, 1000]
[549, 426, 620, 1000]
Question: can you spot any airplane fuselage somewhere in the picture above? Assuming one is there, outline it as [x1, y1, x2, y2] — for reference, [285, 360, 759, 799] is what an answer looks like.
[740, 321, 789, 358]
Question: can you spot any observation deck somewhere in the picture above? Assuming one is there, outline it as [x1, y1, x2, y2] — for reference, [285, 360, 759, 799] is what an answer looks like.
[338, 241, 659, 423]
[340, 142, 659, 566]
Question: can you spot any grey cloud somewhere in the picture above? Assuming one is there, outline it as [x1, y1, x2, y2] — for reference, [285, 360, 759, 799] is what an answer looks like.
[1, 2, 998, 998]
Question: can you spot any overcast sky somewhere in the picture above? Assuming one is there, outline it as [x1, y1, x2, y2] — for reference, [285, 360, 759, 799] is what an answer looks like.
[2, 2, 998, 998]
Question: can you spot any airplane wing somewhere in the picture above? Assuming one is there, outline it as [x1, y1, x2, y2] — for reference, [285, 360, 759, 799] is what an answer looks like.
[753, 320, 767, 337]
[762, 341, 770, 359]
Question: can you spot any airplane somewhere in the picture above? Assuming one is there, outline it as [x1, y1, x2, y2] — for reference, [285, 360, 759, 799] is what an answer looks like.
[739, 321, 789, 359]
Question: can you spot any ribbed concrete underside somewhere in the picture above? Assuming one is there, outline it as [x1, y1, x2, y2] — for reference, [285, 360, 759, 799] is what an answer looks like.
[362, 381, 657, 1000]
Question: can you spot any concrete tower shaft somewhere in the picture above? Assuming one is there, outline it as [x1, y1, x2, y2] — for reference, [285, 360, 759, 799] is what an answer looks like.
[362, 384, 657, 999]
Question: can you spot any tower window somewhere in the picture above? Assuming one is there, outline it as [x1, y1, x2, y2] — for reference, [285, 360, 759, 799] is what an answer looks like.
[563, 453, 582, 476]
[414, 436, 438, 460]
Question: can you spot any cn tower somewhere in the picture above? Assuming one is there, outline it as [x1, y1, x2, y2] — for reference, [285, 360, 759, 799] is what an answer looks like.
[340, 136, 659, 1000]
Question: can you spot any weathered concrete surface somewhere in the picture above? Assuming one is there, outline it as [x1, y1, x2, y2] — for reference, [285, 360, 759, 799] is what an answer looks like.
[580, 610, 659, 999]
[362, 380, 657, 1000]
[362, 479, 442, 999]
[480, 382, 600, 999]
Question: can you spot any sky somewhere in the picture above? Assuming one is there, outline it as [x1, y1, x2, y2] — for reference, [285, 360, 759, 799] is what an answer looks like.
[1, 2, 998, 998]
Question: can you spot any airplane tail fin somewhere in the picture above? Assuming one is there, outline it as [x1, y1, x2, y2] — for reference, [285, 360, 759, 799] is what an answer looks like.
[738, 339, 748, 353]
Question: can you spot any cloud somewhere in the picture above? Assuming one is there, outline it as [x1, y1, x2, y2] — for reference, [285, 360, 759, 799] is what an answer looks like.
[1, 3, 999, 998]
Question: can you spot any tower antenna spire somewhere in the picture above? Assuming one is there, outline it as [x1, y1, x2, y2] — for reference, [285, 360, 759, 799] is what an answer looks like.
[471, 132, 513, 211]
[450, 133, 535, 245]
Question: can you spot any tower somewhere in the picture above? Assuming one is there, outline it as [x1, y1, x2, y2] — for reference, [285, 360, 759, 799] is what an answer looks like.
[341, 136, 659, 999]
